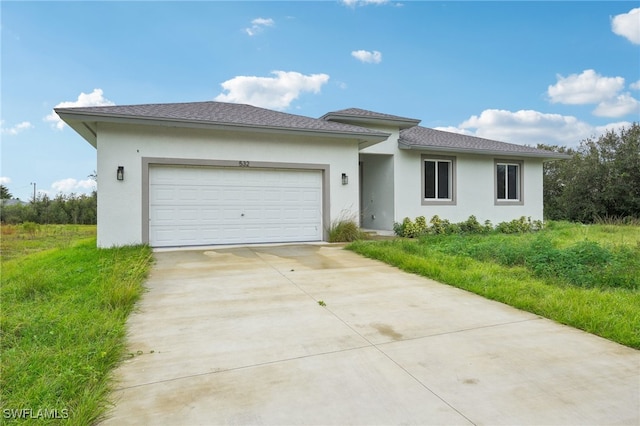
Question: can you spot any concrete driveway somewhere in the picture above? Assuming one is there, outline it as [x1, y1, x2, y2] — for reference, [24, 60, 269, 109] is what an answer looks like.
[102, 244, 639, 425]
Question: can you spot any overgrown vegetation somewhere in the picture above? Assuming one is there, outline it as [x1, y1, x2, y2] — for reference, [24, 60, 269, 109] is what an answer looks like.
[1, 225, 153, 424]
[348, 221, 640, 348]
[1, 224, 97, 262]
[328, 219, 369, 242]
[540, 122, 640, 223]
[1, 192, 97, 225]
[393, 215, 543, 238]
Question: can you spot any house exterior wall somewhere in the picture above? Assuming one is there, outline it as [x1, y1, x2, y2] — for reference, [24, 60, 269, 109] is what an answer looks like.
[360, 154, 394, 230]
[393, 149, 544, 226]
[354, 121, 545, 230]
[95, 123, 361, 247]
[359, 125, 400, 155]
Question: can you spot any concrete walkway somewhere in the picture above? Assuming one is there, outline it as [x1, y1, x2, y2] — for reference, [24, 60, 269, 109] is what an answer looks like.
[101, 244, 639, 425]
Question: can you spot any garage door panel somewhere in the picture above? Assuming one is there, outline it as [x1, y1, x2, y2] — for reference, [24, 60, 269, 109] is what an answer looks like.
[263, 190, 282, 201]
[149, 165, 322, 247]
[263, 208, 282, 219]
[201, 188, 222, 201]
[302, 190, 320, 201]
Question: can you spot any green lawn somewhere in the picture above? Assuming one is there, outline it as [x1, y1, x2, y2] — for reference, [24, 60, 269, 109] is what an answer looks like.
[1, 225, 153, 424]
[348, 221, 640, 349]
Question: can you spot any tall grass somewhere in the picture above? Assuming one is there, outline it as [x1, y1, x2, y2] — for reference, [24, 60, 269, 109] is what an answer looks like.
[328, 219, 368, 243]
[348, 222, 640, 349]
[1, 224, 97, 261]
[1, 237, 153, 424]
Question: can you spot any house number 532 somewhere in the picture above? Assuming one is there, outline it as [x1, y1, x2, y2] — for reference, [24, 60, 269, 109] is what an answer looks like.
[238, 161, 250, 167]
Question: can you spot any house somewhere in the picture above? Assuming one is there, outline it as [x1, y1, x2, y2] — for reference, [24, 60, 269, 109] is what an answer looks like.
[56, 101, 567, 248]
[0, 199, 28, 207]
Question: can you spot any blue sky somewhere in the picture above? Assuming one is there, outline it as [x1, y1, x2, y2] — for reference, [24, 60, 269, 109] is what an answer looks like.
[2, 1, 639, 201]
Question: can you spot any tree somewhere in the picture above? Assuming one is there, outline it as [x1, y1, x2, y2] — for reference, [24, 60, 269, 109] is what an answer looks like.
[0, 190, 97, 225]
[541, 123, 640, 222]
[0, 185, 12, 199]
[539, 144, 574, 221]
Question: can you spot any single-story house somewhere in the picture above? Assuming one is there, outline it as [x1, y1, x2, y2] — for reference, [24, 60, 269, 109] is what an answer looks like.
[56, 101, 567, 248]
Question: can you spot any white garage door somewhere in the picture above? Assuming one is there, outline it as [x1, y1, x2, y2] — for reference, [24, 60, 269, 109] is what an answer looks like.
[148, 165, 323, 247]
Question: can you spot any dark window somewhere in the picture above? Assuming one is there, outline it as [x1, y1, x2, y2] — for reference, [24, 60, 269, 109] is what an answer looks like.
[497, 164, 506, 199]
[424, 161, 436, 198]
[507, 165, 518, 199]
[497, 163, 520, 201]
[424, 159, 451, 200]
[438, 161, 450, 199]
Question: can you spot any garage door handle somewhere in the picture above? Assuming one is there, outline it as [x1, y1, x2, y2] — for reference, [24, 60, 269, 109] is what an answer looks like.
[241, 213, 245, 217]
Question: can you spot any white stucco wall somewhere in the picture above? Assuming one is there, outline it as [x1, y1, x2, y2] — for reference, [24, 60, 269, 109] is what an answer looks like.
[359, 124, 545, 227]
[360, 125, 401, 156]
[95, 123, 361, 247]
[393, 149, 544, 226]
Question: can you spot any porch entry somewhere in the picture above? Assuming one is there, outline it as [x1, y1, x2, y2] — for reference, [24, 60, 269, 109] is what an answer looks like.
[359, 154, 394, 231]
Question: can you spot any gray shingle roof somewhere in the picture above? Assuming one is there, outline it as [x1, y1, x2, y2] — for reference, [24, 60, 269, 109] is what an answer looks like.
[322, 108, 421, 129]
[55, 101, 390, 138]
[399, 126, 569, 159]
[57, 101, 569, 159]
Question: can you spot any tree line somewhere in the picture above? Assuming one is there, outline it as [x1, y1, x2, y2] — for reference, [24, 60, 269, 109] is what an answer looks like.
[541, 122, 639, 223]
[1, 123, 638, 225]
[0, 191, 97, 225]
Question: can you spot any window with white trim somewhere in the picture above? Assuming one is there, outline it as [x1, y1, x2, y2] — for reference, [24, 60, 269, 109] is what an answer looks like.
[496, 161, 522, 202]
[422, 156, 455, 205]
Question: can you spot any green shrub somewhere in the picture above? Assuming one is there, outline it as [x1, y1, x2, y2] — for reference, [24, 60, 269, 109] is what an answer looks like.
[21, 221, 40, 237]
[496, 216, 543, 234]
[392, 219, 407, 237]
[396, 215, 547, 238]
[429, 215, 450, 234]
[394, 217, 428, 238]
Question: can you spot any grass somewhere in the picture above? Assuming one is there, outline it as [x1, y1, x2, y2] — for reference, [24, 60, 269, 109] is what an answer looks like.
[348, 221, 640, 349]
[1, 224, 97, 262]
[328, 218, 369, 242]
[1, 225, 153, 424]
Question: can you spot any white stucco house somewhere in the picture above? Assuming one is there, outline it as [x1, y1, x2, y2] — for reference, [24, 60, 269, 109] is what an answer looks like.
[56, 101, 567, 248]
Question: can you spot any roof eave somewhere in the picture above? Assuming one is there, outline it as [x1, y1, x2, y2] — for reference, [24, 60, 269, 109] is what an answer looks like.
[398, 141, 571, 160]
[55, 109, 391, 146]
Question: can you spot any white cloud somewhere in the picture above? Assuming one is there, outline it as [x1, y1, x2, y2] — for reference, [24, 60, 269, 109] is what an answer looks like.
[214, 71, 330, 110]
[447, 108, 631, 148]
[611, 8, 640, 44]
[594, 121, 635, 136]
[0, 177, 12, 185]
[44, 88, 114, 130]
[245, 17, 274, 36]
[630, 80, 640, 90]
[51, 178, 96, 194]
[432, 126, 475, 136]
[547, 69, 624, 105]
[0, 120, 33, 135]
[593, 92, 640, 117]
[351, 50, 382, 64]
